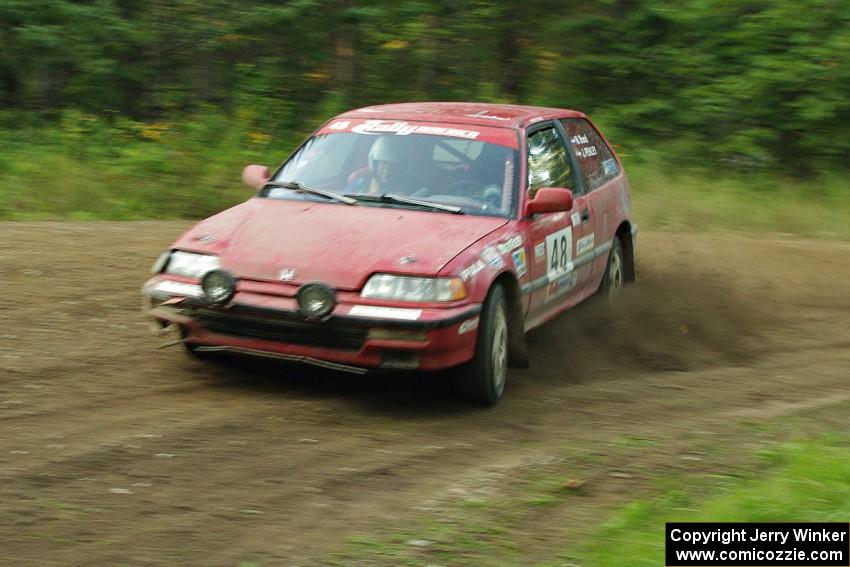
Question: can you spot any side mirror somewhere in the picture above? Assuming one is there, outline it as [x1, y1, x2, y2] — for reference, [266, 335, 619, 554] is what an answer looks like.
[525, 187, 574, 216]
[242, 164, 271, 190]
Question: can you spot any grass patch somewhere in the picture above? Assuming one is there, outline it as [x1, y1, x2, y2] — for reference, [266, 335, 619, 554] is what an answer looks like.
[0, 112, 297, 221]
[330, 427, 849, 566]
[628, 158, 850, 240]
[574, 436, 850, 566]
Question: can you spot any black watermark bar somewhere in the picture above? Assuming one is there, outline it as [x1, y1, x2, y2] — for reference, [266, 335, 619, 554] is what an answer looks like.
[666, 523, 849, 566]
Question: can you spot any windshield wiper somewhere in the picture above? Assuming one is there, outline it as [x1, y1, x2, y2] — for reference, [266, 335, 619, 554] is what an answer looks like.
[265, 181, 358, 205]
[343, 193, 464, 214]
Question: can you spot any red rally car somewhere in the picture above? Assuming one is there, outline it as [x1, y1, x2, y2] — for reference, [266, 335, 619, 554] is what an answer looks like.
[143, 103, 637, 405]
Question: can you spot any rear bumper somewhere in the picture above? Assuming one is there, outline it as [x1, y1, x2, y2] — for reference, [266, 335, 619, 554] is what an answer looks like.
[143, 277, 481, 372]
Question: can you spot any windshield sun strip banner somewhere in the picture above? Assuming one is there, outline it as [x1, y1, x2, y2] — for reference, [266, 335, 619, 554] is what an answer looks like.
[316, 118, 519, 149]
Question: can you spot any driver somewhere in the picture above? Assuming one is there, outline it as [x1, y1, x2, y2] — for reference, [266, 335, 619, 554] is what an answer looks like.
[347, 136, 409, 194]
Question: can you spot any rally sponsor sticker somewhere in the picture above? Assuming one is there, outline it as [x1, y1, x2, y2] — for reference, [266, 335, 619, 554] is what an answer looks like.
[571, 212, 581, 226]
[351, 120, 480, 140]
[534, 242, 546, 259]
[481, 246, 504, 269]
[545, 273, 578, 302]
[575, 234, 595, 256]
[316, 118, 519, 149]
[511, 248, 527, 277]
[460, 259, 486, 281]
[496, 235, 523, 254]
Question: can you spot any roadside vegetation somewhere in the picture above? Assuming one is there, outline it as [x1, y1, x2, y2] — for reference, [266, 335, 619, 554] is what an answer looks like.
[3, 114, 850, 240]
[626, 152, 850, 241]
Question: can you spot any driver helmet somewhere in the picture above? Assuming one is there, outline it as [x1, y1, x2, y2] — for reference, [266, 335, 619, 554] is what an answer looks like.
[368, 136, 406, 186]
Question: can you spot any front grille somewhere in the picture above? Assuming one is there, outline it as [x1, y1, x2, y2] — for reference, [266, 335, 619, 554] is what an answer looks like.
[192, 308, 367, 351]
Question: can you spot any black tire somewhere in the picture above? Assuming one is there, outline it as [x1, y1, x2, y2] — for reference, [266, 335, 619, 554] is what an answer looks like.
[601, 237, 625, 300]
[458, 284, 509, 406]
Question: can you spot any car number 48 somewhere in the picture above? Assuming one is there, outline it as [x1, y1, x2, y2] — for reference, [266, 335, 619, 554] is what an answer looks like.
[545, 227, 573, 280]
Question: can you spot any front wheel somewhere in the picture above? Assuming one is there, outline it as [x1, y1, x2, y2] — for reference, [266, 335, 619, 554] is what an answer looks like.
[458, 284, 509, 406]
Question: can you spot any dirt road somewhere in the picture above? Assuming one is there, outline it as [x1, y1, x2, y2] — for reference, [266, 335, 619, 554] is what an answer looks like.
[1, 222, 848, 566]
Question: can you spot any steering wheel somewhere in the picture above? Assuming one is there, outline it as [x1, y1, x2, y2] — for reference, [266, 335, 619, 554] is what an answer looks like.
[442, 179, 504, 212]
[481, 184, 503, 209]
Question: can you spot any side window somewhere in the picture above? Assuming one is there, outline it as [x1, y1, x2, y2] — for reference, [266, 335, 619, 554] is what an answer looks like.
[560, 119, 619, 191]
[527, 126, 575, 197]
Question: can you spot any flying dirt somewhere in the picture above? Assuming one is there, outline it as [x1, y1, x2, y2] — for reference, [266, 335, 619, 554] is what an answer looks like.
[1, 222, 848, 565]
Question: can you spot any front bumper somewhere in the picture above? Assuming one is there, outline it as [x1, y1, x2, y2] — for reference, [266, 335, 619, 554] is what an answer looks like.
[143, 277, 481, 373]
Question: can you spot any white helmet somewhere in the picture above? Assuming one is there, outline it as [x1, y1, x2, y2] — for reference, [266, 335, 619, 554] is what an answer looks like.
[368, 136, 403, 171]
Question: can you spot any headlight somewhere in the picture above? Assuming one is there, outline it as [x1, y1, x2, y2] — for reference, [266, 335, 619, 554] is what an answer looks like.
[361, 274, 467, 302]
[163, 251, 221, 278]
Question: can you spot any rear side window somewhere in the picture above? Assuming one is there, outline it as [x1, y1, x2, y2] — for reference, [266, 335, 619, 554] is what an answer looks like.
[527, 126, 575, 196]
[560, 119, 619, 191]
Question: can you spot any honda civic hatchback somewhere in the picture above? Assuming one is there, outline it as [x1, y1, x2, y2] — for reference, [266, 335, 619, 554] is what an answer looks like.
[143, 102, 637, 405]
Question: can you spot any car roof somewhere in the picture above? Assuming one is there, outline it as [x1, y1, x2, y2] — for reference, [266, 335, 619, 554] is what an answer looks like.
[336, 102, 585, 130]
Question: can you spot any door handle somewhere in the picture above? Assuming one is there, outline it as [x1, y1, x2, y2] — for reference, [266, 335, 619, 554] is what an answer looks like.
[580, 208, 590, 223]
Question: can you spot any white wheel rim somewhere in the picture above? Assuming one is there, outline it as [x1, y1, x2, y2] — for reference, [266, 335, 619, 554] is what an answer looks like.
[608, 250, 624, 297]
[491, 306, 508, 396]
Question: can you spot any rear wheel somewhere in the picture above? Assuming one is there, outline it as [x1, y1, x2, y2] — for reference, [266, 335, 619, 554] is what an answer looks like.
[458, 284, 509, 406]
[601, 237, 625, 300]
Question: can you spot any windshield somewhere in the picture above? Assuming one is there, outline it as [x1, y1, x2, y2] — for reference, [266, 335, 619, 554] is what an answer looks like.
[265, 120, 519, 217]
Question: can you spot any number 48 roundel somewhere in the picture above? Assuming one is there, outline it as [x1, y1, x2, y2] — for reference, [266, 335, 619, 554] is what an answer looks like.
[545, 227, 572, 280]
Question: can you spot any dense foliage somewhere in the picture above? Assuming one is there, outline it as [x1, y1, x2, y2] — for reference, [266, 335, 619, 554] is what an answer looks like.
[1, 0, 848, 173]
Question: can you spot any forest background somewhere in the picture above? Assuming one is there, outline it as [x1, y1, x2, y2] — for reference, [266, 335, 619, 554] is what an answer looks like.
[1, 0, 848, 234]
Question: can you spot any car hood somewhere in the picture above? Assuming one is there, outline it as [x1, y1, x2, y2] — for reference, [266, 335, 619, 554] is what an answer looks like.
[174, 198, 508, 290]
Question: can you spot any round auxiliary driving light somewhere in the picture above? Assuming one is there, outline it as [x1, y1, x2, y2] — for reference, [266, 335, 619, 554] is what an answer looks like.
[201, 269, 237, 305]
[297, 283, 336, 319]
